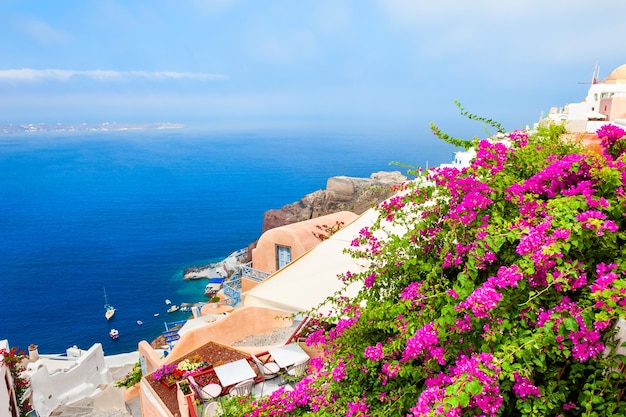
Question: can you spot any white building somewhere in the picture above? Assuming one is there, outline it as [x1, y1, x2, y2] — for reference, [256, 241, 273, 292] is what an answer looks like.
[547, 64, 626, 132]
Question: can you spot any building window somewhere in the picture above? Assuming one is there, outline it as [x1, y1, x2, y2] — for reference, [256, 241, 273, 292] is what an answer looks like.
[276, 245, 292, 270]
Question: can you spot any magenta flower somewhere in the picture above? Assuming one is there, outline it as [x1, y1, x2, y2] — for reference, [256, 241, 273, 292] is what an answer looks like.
[364, 342, 384, 361]
[512, 373, 541, 399]
[458, 285, 502, 319]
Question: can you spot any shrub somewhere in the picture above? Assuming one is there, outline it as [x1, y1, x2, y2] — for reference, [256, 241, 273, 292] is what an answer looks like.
[241, 110, 626, 416]
[0, 347, 32, 417]
[114, 360, 143, 389]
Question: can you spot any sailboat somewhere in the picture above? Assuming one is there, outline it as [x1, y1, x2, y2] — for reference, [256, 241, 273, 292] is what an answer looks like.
[103, 287, 116, 320]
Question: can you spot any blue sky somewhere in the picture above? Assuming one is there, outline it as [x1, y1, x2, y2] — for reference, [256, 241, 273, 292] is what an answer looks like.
[1, 0, 625, 133]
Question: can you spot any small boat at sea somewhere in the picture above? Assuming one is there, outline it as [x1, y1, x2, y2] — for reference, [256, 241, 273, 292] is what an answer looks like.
[109, 328, 119, 339]
[165, 299, 171, 305]
[103, 287, 115, 320]
[167, 305, 180, 313]
[137, 320, 143, 325]
[154, 313, 160, 317]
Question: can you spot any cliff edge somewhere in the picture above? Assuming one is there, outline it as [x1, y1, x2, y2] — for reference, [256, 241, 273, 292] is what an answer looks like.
[261, 171, 407, 233]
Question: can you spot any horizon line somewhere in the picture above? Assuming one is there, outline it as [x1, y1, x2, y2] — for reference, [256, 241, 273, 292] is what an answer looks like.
[0, 68, 228, 83]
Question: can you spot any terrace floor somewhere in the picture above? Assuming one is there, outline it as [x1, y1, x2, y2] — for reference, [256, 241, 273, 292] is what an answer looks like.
[146, 341, 254, 415]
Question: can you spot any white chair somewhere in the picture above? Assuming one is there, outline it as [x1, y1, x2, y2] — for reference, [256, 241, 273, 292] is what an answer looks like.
[251, 354, 281, 380]
[228, 378, 255, 397]
[203, 401, 219, 417]
[188, 375, 222, 402]
[285, 358, 309, 380]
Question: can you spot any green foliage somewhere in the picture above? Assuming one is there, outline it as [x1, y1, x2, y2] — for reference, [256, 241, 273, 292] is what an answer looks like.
[114, 360, 143, 389]
[429, 101, 505, 151]
[245, 108, 626, 416]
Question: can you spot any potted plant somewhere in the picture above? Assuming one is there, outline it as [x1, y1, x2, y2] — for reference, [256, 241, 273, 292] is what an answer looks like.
[209, 295, 221, 308]
[177, 354, 209, 375]
[176, 379, 197, 417]
[152, 363, 183, 388]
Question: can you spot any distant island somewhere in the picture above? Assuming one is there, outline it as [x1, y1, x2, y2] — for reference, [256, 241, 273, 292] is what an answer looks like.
[0, 122, 184, 135]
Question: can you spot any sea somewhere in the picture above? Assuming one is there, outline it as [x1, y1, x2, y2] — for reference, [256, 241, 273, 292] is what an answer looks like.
[0, 126, 454, 356]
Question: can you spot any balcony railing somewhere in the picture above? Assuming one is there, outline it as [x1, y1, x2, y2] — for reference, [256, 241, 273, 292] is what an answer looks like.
[223, 263, 271, 306]
[241, 264, 271, 282]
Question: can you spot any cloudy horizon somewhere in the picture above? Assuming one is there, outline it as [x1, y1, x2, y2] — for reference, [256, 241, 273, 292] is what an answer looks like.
[1, 0, 625, 132]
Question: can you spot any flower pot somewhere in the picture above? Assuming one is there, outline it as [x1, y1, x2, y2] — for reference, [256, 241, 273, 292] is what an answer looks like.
[177, 381, 198, 417]
[160, 379, 178, 389]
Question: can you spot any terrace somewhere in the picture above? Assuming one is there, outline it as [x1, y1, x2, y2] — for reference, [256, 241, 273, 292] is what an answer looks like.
[144, 339, 312, 416]
[146, 341, 250, 414]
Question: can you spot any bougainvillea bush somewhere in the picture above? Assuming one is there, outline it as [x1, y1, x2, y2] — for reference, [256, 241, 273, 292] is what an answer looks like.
[238, 115, 626, 416]
[0, 347, 32, 417]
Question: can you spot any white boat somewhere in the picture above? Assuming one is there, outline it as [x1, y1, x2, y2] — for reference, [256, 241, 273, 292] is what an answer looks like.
[137, 320, 143, 325]
[103, 287, 116, 320]
[167, 305, 180, 313]
[109, 328, 119, 339]
[165, 299, 172, 305]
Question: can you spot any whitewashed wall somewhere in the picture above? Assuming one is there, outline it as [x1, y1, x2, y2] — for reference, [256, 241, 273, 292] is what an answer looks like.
[28, 343, 112, 417]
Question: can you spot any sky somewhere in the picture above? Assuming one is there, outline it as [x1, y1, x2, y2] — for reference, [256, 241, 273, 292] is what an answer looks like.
[1, 0, 625, 133]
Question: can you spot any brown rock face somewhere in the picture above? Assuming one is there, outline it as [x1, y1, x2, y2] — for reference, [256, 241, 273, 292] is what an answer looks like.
[261, 171, 407, 233]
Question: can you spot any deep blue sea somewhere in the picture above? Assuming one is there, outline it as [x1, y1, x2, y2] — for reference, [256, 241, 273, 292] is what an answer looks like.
[0, 127, 453, 355]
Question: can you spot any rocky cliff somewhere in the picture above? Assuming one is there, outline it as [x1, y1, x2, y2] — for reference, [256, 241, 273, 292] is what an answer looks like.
[261, 171, 408, 233]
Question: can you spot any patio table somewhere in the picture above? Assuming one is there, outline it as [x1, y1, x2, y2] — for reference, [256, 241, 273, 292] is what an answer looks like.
[268, 343, 310, 369]
[213, 359, 256, 388]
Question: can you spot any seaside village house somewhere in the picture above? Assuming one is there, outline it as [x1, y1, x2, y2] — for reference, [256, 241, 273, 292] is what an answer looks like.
[7, 65, 626, 417]
[135, 210, 364, 417]
[547, 63, 626, 145]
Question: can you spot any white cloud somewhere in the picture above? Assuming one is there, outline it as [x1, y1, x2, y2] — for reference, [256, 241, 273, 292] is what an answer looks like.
[0, 69, 229, 83]
[16, 16, 72, 46]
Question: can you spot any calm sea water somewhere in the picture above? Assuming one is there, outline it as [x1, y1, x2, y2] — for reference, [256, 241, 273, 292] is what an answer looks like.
[0, 127, 453, 355]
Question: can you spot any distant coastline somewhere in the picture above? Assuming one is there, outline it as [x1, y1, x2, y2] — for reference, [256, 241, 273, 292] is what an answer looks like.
[0, 122, 184, 135]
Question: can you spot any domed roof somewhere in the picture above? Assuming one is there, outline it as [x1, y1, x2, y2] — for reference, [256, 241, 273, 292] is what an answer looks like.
[602, 64, 626, 84]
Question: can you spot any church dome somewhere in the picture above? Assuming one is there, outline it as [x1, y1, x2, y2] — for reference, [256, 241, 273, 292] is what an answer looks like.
[602, 64, 626, 84]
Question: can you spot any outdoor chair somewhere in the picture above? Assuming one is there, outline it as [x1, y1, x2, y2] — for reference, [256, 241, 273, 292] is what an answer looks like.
[188, 375, 222, 402]
[251, 354, 281, 380]
[228, 378, 255, 397]
[285, 358, 309, 380]
[277, 357, 310, 387]
[202, 401, 219, 417]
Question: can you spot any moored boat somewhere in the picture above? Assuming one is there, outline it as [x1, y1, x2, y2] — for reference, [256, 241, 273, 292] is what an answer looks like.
[109, 328, 119, 339]
[103, 287, 116, 320]
[167, 305, 180, 313]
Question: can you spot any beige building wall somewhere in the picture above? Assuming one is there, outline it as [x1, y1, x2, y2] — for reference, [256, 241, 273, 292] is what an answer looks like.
[138, 306, 295, 369]
[252, 211, 358, 274]
[600, 96, 626, 120]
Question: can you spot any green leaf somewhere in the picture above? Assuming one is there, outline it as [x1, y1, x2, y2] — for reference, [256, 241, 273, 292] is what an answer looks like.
[564, 317, 578, 331]
[467, 380, 483, 396]
[458, 391, 470, 408]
